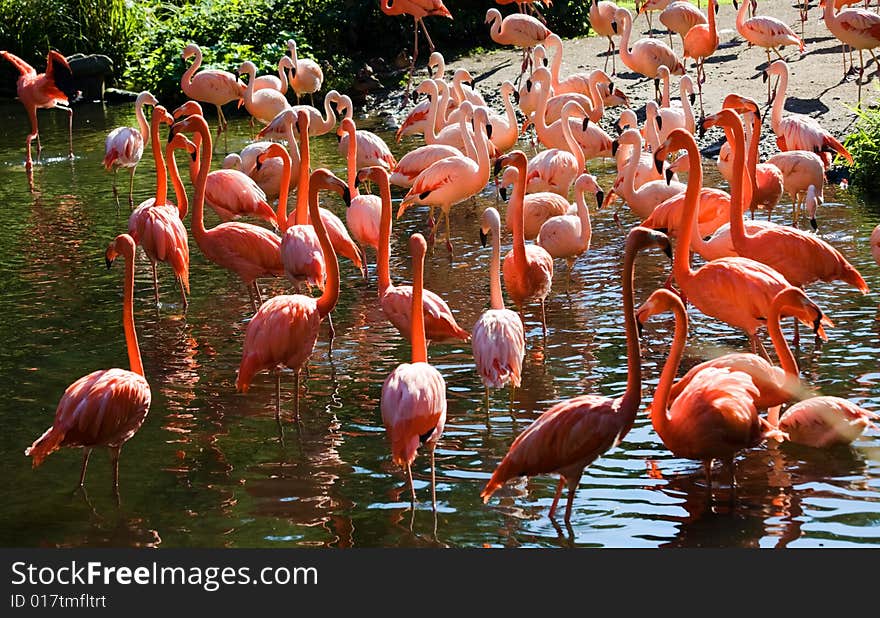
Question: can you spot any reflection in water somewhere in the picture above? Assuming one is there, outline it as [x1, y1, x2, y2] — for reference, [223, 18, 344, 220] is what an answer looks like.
[0, 101, 878, 547]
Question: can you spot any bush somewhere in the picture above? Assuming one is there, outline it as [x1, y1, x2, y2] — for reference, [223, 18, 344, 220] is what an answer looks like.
[843, 96, 880, 196]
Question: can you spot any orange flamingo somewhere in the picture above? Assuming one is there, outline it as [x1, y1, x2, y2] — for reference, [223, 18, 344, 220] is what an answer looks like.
[612, 7, 685, 100]
[821, 0, 880, 102]
[103, 91, 158, 207]
[380, 232, 447, 512]
[485, 7, 553, 83]
[659, 1, 707, 52]
[287, 38, 324, 105]
[239, 60, 290, 125]
[236, 168, 343, 422]
[643, 287, 786, 491]
[480, 226, 669, 522]
[682, 0, 718, 117]
[497, 151, 555, 336]
[360, 165, 470, 344]
[180, 43, 244, 144]
[169, 111, 284, 312]
[127, 105, 190, 309]
[473, 207, 526, 405]
[590, 0, 621, 74]
[26, 233, 151, 497]
[778, 397, 879, 447]
[381, 0, 452, 76]
[0, 49, 78, 171]
[655, 127, 826, 355]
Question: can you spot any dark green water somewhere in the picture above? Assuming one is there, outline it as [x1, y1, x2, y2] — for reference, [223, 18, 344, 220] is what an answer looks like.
[0, 99, 877, 548]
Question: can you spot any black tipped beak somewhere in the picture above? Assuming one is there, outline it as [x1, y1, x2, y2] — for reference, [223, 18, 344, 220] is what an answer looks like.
[733, 0, 738, 9]
[762, 71, 768, 84]
[810, 216, 818, 231]
[410, 90, 419, 104]
[665, 167, 674, 185]
[812, 317, 822, 335]
[582, 117, 590, 131]
[342, 188, 352, 207]
[636, 319, 644, 337]
[654, 78, 660, 91]
[608, 81, 615, 92]
[662, 243, 673, 259]
[689, 93, 696, 106]
[596, 190, 604, 208]
[493, 158, 503, 177]
[190, 151, 197, 162]
[542, 58, 548, 67]
[335, 134, 341, 143]
[654, 156, 664, 175]
[105, 257, 114, 270]
[611, 20, 618, 34]
[486, 123, 493, 139]
[525, 79, 532, 92]
[499, 186, 508, 201]
[479, 229, 488, 247]
[354, 176, 362, 189]
[513, 90, 520, 104]
[615, 123, 623, 135]
[255, 158, 263, 171]
[656, 115, 663, 132]
[611, 139, 619, 156]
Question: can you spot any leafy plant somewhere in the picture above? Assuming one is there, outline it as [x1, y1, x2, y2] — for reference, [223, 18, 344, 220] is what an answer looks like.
[843, 91, 880, 196]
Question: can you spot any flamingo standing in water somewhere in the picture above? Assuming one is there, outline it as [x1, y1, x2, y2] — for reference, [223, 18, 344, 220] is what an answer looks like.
[655, 128, 827, 356]
[485, 7, 553, 84]
[359, 165, 470, 344]
[537, 173, 602, 275]
[236, 168, 344, 422]
[473, 207, 526, 406]
[498, 167, 569, 239]
[481, 227, 670, 523]
[0, 49, 78, 171]
[127, 105, 190, 309]
[335, 94, 397, 172]
[380, 0, 453, 87]
[339, 117, 381, 276]
[103, 91, 158, 207]
[239, 60, 290, 125]
[287, 38, 324, 105]
[180, 43, 244, 146]
[380, 233, 447, 512]
[26, 233, 151, 498]
[642, 287, 786, 492]
[872, 224, 880, 271]
[497, 151, 555, 336]
[169, 112, 283, 312]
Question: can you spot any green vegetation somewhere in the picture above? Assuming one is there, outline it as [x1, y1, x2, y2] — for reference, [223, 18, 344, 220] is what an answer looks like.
[0, 0, 594, 101]
[843, 95, 880, 195]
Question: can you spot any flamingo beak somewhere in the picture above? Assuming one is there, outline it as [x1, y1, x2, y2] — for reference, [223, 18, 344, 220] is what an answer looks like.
[105, 256, 114, 270]
[762, 70, 769, 83]
[486, 123, 493, 139]
[499, 186, 508, 201]
[665, 167, 674, 185]
[525, 79, 533, 92]
[582, 117, 590, 131]
[654, 156, 664, 175]
[810, 216, 818, 231]
[611, 139, 619, 156]
[513, 90, 520, 105]
[479, 229, 488, 247]
[342, 188, 352, 207]
[596, 191, 604, 209]
[611, 20, 617, 34]
[655, 115, 663, 132]
[689, 93, 696, 106]
[493, 158, 504, 177]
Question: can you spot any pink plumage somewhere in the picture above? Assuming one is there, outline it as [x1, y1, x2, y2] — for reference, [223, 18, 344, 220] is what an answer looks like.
[779, 397, 879, 447]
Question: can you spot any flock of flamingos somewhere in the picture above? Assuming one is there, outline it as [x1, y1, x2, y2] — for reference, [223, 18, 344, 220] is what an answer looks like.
[3, 0, 880, 526]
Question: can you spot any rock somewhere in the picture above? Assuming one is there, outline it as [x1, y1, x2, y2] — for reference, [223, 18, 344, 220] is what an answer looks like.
[66, 53, 114, 102]
[104, 88, 139, 103]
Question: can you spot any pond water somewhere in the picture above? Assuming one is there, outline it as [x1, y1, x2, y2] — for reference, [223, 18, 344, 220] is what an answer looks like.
[0, 99, 878, 548]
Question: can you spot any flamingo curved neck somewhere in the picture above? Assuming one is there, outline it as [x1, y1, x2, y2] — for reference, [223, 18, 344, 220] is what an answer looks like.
[624, 134, 643, 200]
[377, 172, 394, 294]
[423, 81, 443, 143]
[459, 109, 478, 161]
[650, 294, 688, 431]
[660, 73, 671, 108]
[587, 73, 606, 119]
[295, 122, 311, 226]
[548, 38, 563, 88]
[489, 218, 504, 311]
[122, 244, 144, 377]
[275, 149, 293, 233]
[277, 59, 289, 94]
[182, 48, 201, 87]
[618, 12, 633, 67]
[767, 296, 800, 378]
[344, 123, 359, 197]
[165, 142, 188, 218]
[135, 99, 150, 143]
[708, 0, 718, 42]
[720, 116, 754, 252]
[310, 179, 340, 319]
[501, 87, 518, 143]
[770, 67, 788, 133]
[736, 0, 749, 31]
[472, 116, 491, 181]
[411, 245, 428, 364]
[672, 135, 703, 286]
[619, 234, 644, 412]
[150, 116, 168, 206]
[575, 183, 593, 250]
[191, 125, 213, 242]
[313, 96, 337, 134]
[561, 104, 585, 174]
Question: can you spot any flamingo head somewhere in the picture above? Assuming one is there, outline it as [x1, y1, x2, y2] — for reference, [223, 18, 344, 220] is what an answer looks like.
[722, 93, 760, 115]
[355, 165, 388, 192]
[181, 43, 199, 60]
[105, 233, 136, 270]
[337, 116, 356, 139]
[635, 288, 682, 333]
[575, 173, 604, 208]
[773, 287, 833, 342]
[479, 206, 501, 247]
[311, 168, 351, 207]
[152, 105, 174, 128]
[294, 109, 310, 137]
[168, 132, 197, 162]
[256, 143, 288, 171]
[135, 91, 159, 108]
[485, 8, 502, 25]
[172, 100, 203, 120]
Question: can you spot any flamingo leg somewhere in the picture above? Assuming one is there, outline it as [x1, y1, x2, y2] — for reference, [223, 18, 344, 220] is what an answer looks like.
[509, 383, 516, 414]
[540, 299, 548, 339]
[128, 166, 136, 208]
[326, 312, 335, 351]
[548, 476, 565, 519]
[151, 260, 160, 307]
[78, 448, 92, 487]
[65, 105, 73, 159]
[275, 369, 282, 422]
[563, 474, 582, 523]
[727, 456, 737, 503]
[859, 49, 865, 103]
[418, 18, 436, 53]
[430, 446, 437, 513]
[293, 370, 301, 425]
[444, 210, 453, 255]
[407, 461, 417, 508]
[110, 445, 121, 502]
[177, 276, 188, 311]
[253, 280, 264, 307]
[25, 105, 38, 170]
[703, 460, 713, 493]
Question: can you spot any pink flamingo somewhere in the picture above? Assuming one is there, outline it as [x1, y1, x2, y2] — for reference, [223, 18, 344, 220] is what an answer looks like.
[191, 149, 278, 227]
[236, 168, 343, 422]
[380, 232, 447, 512]
[498, 167, 570, 238]
[180, 43, 244, 144]
[339, 117, 381, 275]
[518, 100, 587, 197]
[537, 173, 601, 274]
[259, 91, 343, 138]
[222, 140, 297, 204]
[655, 127, 827, 355]
[335, 94, 397, 172]
[127, 105, 190, 309]
[609, 128, 686, 220]
[498, 151, 555, 336]
[480, 227, 668, 522]
[251, 54, 294, 94]
[287, 38, 324, 105]
[380, 0, 453, 80]
[638, 0, 672, 34]
[169, 111, 284, 312]
[26, 233, 150, 497]
[103, 91, 158, 207]
[644, 287, 786, 491]
[778, 397, 879, 447]
[590, 0, 621, 74]
[765, 151, 826, 228]
[473, 207, 526, 404]
[872, 224, 880, 269]
[399, 105, 492, 254]
[821, 0, 880, 102]
[239, 60, 290, 125]
[734, 0, 804, 101]
[360, 165, 470, 344]
[612, 7, 685, 100]
[0, 49, 78, 171]
[682, 0, 718, 117]
[485, 7, 553, 83]
[659, 1, 707, 52]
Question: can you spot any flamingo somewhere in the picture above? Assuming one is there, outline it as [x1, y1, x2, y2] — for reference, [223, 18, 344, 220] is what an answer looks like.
[169, 112, 284, 312]
[480, 226, 670, 522]
[103, 91, 158, 207]
[764, 150, 826, 228]
[259, 90, 343, 138]
[127, 105, 190, 309]
[659, 1, 707, 52]
[335, 94, 397, 171]
[644, 76, 695, 150]
[609, 128, 686, 220]
[360, 165, 470, 344]
[473, 207, 526, 405]
[239, 60, 290, 125]
[339, 117, 381, 275]
[518, 100, 588, 197]
[448, 68, 488, 108]
[536, 173, 602, 275]
[498, 167, 570, 239]
[682, 0, 718, 117]
[251, 54, 293, 94]
[638, 0, 672, 35]
[655, 127, 828, 355]
[0, 49, 78, 171]
[612, 7, 685, 100]
[778, 397, 879, 447]
[820, 0, 880, 102]
[222, 140, 298, 203]
[180, 43, 244, 145]
[485, 7, 553, 84]
[25, 233, 150, 498]
[734, 0, 804, 102]
[236, 168, 343, 422]
[643, 287, 785, 491]
[380, 232, 447, 512]
[704, 106, 868, 298]
[497, 151, 555, 336]
[872, 224, 880, 270]
[399, 105, 492, 254]
[543, 34, 614, 99]
[287, 38, 324, 105]
[590, 0, 621, 74]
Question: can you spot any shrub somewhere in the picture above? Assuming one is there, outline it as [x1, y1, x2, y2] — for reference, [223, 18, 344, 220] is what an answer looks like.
[843, 95, 880, 196]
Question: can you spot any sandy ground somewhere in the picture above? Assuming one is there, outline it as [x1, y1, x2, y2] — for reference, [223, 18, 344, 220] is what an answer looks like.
[375, 0, 878, 172]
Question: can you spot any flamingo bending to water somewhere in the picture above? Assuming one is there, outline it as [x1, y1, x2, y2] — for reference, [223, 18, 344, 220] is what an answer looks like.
[26, 234, 151, 498]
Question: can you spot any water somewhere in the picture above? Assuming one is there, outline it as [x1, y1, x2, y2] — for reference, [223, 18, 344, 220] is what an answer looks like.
[0, 99, 878, 548]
